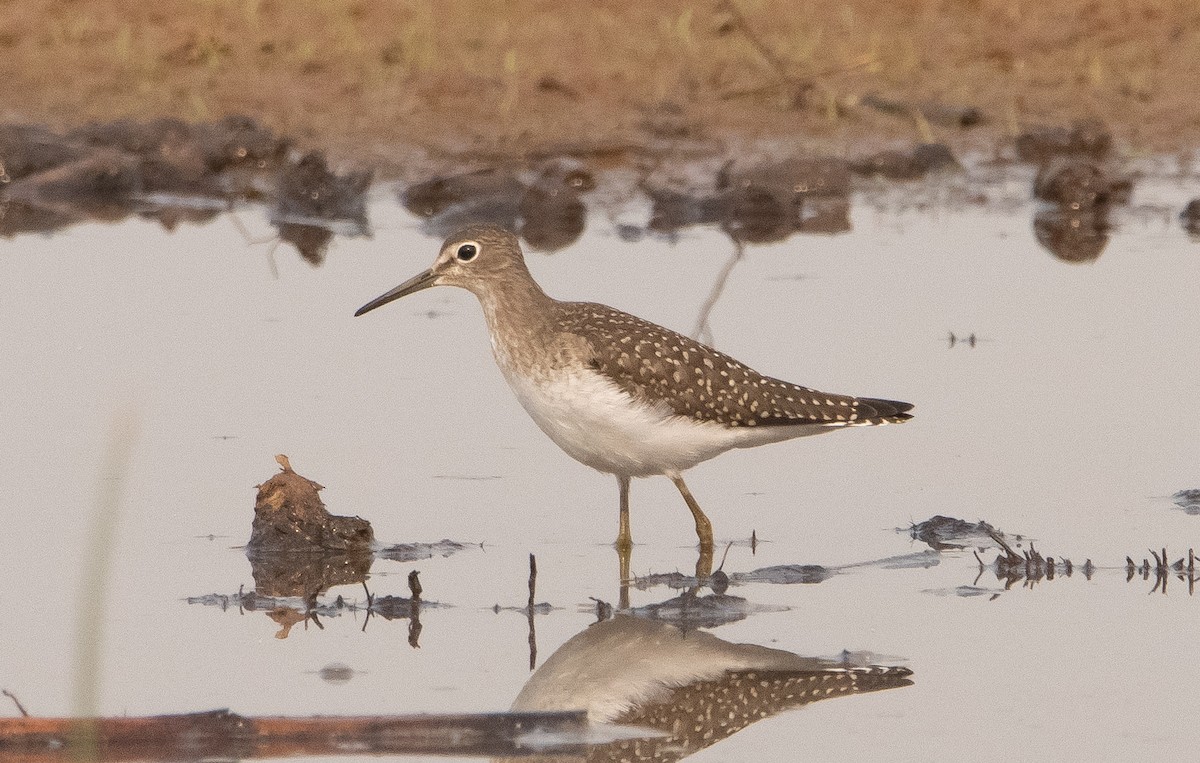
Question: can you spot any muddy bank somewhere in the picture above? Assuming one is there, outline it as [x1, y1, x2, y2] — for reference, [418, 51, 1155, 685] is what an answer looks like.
[1, 1, 1199, 177]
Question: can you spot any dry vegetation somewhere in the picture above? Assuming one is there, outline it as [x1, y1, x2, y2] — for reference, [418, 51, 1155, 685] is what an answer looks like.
[1, 0, 1198, 173]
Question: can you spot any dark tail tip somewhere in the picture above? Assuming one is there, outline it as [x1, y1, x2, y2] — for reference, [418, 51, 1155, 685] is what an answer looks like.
[860, 397, 914, 420]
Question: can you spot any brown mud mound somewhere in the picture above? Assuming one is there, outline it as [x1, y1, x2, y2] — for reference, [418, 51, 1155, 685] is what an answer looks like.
[250, 454, 373, 553]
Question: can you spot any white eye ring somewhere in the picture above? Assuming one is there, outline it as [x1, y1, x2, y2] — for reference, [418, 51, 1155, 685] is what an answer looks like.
[455, 242, 479, 262]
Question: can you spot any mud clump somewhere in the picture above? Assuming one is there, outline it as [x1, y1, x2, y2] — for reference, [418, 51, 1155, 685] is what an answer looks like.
[1015, 118, 1113, 163]
[648, 156, 855, 243]
[403, 167, 525, 219]
[0, 116, 371, 252]
[1033, 208, 1110, 263]
[0, 199, 79, 237]
[1181, 199, 1200, 236]
[0, 124, 90, 182]
[1033, 157, 1131, 210]
[1017, 118, 1128, 264]
[849, 143, 959, 180]
[517, 184, 586, 251]
[274, 150, 371, 222]
[5, 150, 142, 211]
[718, 157, 852, 198]
[199, 114, 292, 172]
[249, 454, 373, 553]
[268, 150, 372, 264]
[65, 116, 216, 195]
[401, 159, 593, 251]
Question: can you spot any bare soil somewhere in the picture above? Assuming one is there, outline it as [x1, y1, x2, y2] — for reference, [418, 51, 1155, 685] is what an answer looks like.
[1, 0, 1198, 176]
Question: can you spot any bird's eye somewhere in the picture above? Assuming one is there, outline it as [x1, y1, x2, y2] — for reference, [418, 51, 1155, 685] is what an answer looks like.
[456, 243, 478, 262]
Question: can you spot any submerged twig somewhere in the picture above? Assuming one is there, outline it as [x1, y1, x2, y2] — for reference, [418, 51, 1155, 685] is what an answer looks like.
[527, 554, 537, 609]
[2, 689, 29, 718]
[527, 554, 538, 671]
[407, 571, 423, 648]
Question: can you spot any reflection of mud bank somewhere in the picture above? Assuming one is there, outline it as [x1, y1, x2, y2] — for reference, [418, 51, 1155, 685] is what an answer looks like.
[0, 117, 371, 262]
[7, 114, 1196, 267]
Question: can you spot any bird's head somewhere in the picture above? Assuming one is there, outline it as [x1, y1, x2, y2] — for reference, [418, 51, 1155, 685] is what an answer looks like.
[355, 224, 527, 316]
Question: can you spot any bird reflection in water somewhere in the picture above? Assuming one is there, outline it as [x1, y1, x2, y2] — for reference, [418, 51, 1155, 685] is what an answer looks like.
[505, 613, 913, 761]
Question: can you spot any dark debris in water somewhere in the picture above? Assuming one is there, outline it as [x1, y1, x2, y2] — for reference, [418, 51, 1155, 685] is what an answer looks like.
[633, 551, 938, 596]
[733, 564, 836, 585]
[1172, 488, 1200, 514]
[186, 585, 445, 616]
[906, 515, 1020, 551]
[958, 540, 1200, 597]
[627, 592, 787, 628]
[1125, 548, 1200, 595]
[377, 539, 473, 562]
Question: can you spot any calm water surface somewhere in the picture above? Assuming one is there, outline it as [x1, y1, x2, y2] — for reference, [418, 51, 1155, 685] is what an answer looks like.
[2, 163, 1199, 761]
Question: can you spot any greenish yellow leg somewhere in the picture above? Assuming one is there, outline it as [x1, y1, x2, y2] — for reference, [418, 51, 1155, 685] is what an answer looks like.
[615, 475, 633, 552]
[616, 475, 632, 609]
[670, 473, 715, 575]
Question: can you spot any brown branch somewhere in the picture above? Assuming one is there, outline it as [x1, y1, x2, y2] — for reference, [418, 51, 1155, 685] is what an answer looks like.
[0, 709, 592, 762]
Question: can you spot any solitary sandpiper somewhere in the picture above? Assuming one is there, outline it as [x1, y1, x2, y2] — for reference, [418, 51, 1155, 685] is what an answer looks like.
[356, 224, 912, 561]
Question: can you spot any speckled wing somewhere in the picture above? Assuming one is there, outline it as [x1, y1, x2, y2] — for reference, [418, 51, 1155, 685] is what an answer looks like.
[555, 303, 912, 429]
[608, 666, 914, 762]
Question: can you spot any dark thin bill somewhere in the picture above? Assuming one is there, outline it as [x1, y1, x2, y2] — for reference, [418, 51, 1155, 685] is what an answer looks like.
[355, 269, 438, 316]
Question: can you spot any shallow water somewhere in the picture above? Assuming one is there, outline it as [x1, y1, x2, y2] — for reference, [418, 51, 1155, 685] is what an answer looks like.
[3, 163, 1200, 760]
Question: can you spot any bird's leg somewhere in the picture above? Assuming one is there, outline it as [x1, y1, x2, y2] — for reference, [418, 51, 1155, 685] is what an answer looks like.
[616, 475, 632, 610]
[669, 474, 715, 578]
[615, 475, 633, 551]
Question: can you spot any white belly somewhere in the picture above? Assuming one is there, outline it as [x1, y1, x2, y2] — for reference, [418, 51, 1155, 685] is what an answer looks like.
[500, 364, 749, 478]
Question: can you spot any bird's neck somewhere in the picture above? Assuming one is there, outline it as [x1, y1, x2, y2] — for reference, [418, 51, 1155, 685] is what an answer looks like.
[473, 271, 561, 373]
